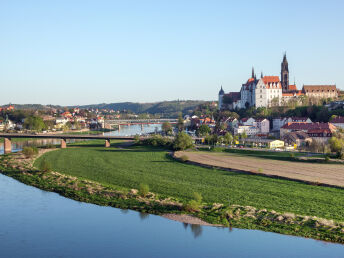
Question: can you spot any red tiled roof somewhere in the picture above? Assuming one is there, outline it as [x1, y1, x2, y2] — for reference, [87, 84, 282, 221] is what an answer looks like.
[308, 129, 332, 134]
[263, 76, 280, 84]
[291, 117, 310, 122]
[224, 92, 241, 102]
[331, 116, 344, 123]
[289, 85, 297, 91]
[281, 122, 336, 132]
[302, 85, 337, 92]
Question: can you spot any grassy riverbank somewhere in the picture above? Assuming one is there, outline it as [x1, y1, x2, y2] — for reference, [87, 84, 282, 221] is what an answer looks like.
[33, 144, 344, 221]
[1, 142, 344, 243]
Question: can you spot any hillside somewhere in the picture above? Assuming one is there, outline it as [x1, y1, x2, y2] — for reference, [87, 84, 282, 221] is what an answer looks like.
[76, 100, 208, 117]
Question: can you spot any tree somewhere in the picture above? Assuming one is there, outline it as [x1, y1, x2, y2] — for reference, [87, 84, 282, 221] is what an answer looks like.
[197, 124, 211, 136]
[173, 132, 194, 150]
[162, 122, 173, 135]
[177, 113, 184, 132]
[23, 116, 46, 131]
[329, 137, 344, 154]
[139, 183, 150, 197]
[223, 132, 233, 145]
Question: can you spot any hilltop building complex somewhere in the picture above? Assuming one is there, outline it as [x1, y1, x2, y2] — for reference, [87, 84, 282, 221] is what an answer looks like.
[218, 54, 339, 110]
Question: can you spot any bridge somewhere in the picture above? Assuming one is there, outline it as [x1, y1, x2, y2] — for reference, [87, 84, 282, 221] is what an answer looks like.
[105, 118, 177, 126]
[0, 133, 136, 154]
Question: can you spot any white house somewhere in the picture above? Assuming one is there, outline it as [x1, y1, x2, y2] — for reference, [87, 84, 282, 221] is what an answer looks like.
[255, 76, 283, 108]
[241, 117, 256, 126]
[273, 117, 312, 131]
[253, 118, 270, 134]
[234, 125, 258, 136]
[56, 117, 68, 125]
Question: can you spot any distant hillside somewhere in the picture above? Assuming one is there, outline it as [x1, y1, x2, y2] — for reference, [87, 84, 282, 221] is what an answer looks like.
[1, 100, 210, 118]
[0, 104, 62, 110]
[76, 100, 208, 117]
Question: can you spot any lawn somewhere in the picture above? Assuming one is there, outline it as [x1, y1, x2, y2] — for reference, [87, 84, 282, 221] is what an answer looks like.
[35, 144, 344, 222]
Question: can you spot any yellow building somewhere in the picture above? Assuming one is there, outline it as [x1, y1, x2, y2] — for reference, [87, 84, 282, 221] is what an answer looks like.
[268, 140, 285, 149]
[245, 138, 285, 149]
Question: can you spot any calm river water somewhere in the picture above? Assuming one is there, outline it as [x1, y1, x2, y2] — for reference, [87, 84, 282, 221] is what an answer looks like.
[0, 124, 343, 257]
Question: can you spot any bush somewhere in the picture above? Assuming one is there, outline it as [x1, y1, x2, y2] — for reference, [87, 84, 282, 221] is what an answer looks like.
[40, 159, 52, 173]
[184, 200, 200, 212]
[45, 143, 56, 149]
[140, 135, 173, 148]
[324, 156, 330, 162]
[173, 132, 194, 150]
[179, 155, 189, 162]
[192, 192, 202, 203]
[138, 183, 149, 197]
[134, 135, 140, 144]
[22, 146, 39, 158]
[184, 192, 202, 212]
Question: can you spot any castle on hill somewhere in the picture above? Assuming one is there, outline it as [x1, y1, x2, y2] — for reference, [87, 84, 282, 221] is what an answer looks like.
[218, 54, 339, 110]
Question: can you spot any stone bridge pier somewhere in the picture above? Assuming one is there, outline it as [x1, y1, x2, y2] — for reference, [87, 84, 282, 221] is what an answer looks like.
[4, 137, 12, 154]
[61, 139, 67, 148]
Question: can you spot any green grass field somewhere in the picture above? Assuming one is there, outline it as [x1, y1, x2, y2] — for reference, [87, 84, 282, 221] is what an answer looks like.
[35, 144, 344, 221]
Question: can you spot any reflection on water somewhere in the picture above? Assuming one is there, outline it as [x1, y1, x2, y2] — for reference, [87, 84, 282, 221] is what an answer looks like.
[0, 174, 343, 258]
[104, 123, 162, 137]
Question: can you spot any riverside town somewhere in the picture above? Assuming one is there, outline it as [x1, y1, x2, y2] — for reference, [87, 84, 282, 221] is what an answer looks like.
[1, 1, 344, 257]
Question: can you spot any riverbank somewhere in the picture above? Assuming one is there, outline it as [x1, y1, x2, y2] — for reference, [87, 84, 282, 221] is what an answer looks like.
[1, 146, 344, 244]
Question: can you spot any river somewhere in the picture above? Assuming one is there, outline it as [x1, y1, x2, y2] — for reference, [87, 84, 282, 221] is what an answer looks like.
[0, 124, 343, 257]
[0, 123, 162, 154]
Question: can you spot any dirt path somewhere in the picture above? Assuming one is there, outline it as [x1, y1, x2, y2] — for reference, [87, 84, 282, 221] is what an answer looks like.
[175, 151, 344, 187]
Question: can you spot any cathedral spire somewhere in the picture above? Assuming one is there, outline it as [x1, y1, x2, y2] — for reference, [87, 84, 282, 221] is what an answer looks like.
[261, 71, 263, 78]
[281, 52, 289, 92]
[251, 67, 255, 78]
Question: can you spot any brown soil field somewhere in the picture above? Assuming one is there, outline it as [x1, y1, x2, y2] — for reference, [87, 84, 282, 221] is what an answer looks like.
[175, 151, 344, 187]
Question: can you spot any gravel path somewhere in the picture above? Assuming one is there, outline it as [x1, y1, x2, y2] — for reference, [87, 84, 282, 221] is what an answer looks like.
[175, 151, 344, 187]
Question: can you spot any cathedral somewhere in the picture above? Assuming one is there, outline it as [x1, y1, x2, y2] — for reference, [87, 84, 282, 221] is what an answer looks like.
[218, 54, 338, 110]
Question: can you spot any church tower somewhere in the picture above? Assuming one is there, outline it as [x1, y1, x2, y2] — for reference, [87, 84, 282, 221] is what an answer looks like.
[218, 86, 224, 110]
[281, 53, 289, 92]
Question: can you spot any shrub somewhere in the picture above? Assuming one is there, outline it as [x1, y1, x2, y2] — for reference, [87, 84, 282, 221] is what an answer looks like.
[184, 200, 200, 212]
[184, 192, 202, 212]
[173, 132, 194, 150]
[134, 135, 140, 144]
[140, 135, 173, 148]
[22, 146, 38, 158]
[179, 155, 189, 162]
[45, 143, 56, 149]
[139, 183, 149, 197]
[40, 159, 52, 173]
[324, 156, 330, 162]
[192, 192, 202, 203]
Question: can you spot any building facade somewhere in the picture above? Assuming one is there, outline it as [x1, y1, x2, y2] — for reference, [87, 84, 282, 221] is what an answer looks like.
[218, 54, 340, 110]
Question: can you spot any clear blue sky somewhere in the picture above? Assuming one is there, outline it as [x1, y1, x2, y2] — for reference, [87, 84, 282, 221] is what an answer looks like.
[1, 0, 343, 106]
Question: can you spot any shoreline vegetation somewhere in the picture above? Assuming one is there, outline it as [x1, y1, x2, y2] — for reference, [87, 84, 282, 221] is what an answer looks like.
[0, 143, 344, 244]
